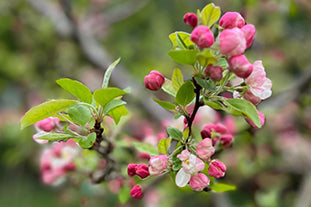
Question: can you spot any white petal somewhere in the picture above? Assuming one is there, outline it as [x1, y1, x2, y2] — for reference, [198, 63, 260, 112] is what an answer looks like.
[175, 168, 191, 187]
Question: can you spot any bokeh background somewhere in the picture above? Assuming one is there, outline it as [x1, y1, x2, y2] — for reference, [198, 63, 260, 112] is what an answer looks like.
[1, 0, 311, 206]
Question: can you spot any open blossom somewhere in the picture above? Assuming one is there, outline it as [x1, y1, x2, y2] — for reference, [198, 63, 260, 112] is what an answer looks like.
[175, 150, 205, 187]
[149, 155, 168, 175]
[245, 61, 272, 101]
[219, 12, 245, 29]
[196, 138, 215, 161]
[208, 159, 226, 178]
[144, 70, 165, 91]
[189, 173, 210, 191]
[191, 25, 214, 48]
[130, 185, 143, 199]
[219, 28, 246, 56]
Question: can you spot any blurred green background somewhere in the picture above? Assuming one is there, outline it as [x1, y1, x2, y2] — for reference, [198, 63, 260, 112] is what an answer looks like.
[1, 0, 311, 206]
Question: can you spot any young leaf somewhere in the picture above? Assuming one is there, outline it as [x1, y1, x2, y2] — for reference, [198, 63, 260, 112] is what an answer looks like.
[169, 32, 194, 49]
[94, 87, 127, 108]
[35, 133, 74, 141]
[210, 183, 236, 192]
[107, 105, 128, 124]
[132, 141, 158, 156]
[168, 50, 198, 65]
[167, 126, 183, 141]
[175, 81, 195, 106]
[118, 186, 131, 204]
[103, 99, 126, 115]
[201, 3, 221, 27]
[204, 100, 225, 110]
[78, 132, 96, 149]
[153, 99, 176, 111]
[162, 79, 177, 97]
[214, 58, 229, 68]
[224, 99, 261, 127]
[21, 99, 78, 129]
[102, 58, 121, 88]
[67, 105, 92, 126]
[56, 78, 93, 104]
[172, 68, 184, 91]
[158, 138, 171, 154]
[196, 48, 217, 67]
[194, 77, 215, 90]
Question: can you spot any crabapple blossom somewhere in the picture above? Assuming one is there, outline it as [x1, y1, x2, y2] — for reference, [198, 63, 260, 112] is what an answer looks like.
[189, 173, 210, 191]
[130, 185, 143, 199]
[127, 163, 137, 176]
[208, 160, 226, 178]
[243, 89, 262, 105]
[219, 28, 246, 56]
[183, 12, 197, 28]
[149, 155, 168, 175]
[190, 25, 214, 48]
[219, 12, 245, 29]
[228, 55, 253, 78]
[35, 117, 60, 132]
[196, 138, 215, 161]
[144, 70, 165, 91]
[246, 110, 265, 128]
[242, 24, 256, 48]
[205, 65, 223, 81]
[135, 164, 150, 179]
[219, 134, 233, 149]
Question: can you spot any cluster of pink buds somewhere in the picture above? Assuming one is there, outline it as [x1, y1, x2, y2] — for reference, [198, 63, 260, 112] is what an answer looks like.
[33, 117, 60, 144]
[40, 139, 79, 185]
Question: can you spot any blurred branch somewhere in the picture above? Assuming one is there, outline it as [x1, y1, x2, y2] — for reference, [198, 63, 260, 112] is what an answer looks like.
[25, 0, 170, 121]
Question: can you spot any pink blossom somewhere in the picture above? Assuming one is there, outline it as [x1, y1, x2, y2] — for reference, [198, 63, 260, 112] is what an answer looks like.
[149, 155, 168, 175]
[135, 164, 150, 179]
[242, 24, 256, 48]
[127, 164, 137, 177]
[33, 131, 49, 144]
[228, 55, 253, 78]
[244, 89, 261, 105]
[220, 134, 233, 149]
[205, 65, 223, 81]
[200, 123, 228, 139]
[108, 177, 124, 194]
[245, 110, 265, 128]
[196, 138, 215, 161]
[35, 117, 59, 132]
[189, 173, 210, 191]
[219, 28, 246, 56]
[130, 185, 143, 199]
[190, 25, 214, 48]
[208, 160, 226, 178]
[219, 12, 245, 29]
[183, 12, 197, 28]
[144, 70, 165, 91]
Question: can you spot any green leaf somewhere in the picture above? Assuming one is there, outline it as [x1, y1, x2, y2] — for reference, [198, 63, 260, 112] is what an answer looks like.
[158, 138, 171, 154]
[102, 58, 121, 88]
[107, 105, 128, 124]
[175, 81, 195, 106]
[132, 141, 158, 156]
[224, 99, 261, 127]
[194, 77, 215, 90]
[169, 32, 194, 49]
[168, 50, 198, 65]
[200, 3, 221, 27]
[172, 68, 184, 91]
[204, 100, 225, 110]
[103, 99, 126, 115]
[210, 183, 236, 192]
[167, 126, 183, 141]
[56, 78, 92, 104]
[35, 133, 74, 141]
[67, 105, 92, 126]
[214, 58, 229, 68]
[118, 186, 131, 204]
[78, 132, 96, 149]
[162, 79, 177, 97]
[153, 99, 176, 111]
[196, 48, 217, 67]
[94, 87, 127, 108]
[21, 99, 78, 129]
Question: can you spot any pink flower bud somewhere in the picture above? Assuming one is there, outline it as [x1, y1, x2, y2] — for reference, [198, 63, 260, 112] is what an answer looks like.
[200, 124, 215, 138]
[183, 12, 198, 28]
[127, 163, 137, 177]
[205, 65, 223, 81]
[219, 12, 245, 29]
[242, 24, 256, 48]
[228, 55, 253, 78]
[246, 110, 265, 128]
[244, 89, 261, 105]
[214, 123, 228, 134]
[135, 164, 150, 179]
[130, 185, 143, 199]
[208, 160, 226, 178]
[219, 28, 246, 56]
[63, 162, 76, 171]
[189, 173, 210, 191]
[149, 155, 168, 175]
[35, 117, 59, 132]
[144, 70, 165, 91]
[190, 25, 214, 48]
[197, 138, 215, 161]
[220, 134, 233, 149]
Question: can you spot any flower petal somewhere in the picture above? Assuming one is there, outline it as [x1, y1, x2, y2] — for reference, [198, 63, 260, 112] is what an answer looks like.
[175, 168, 191, 187]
